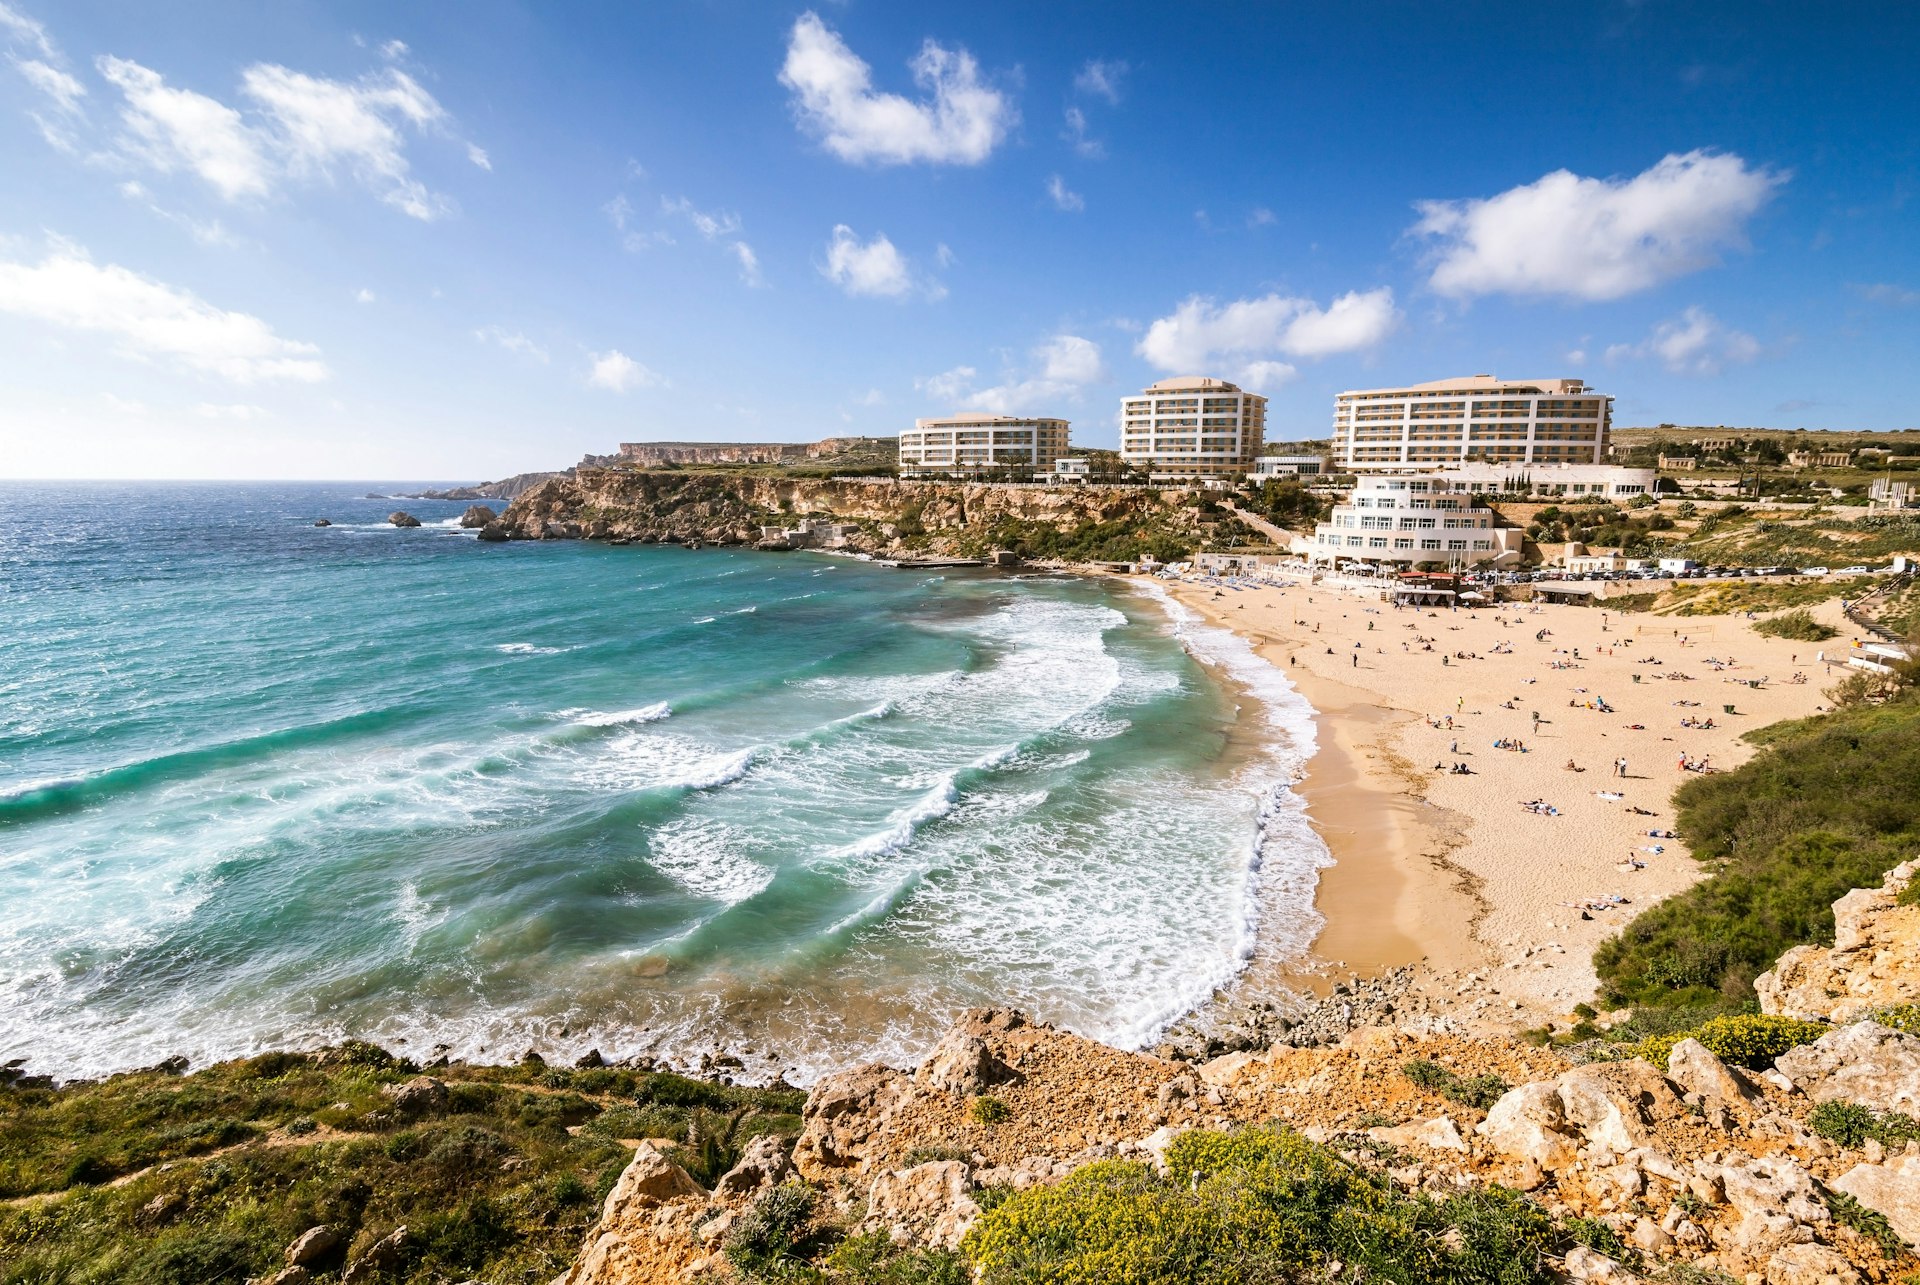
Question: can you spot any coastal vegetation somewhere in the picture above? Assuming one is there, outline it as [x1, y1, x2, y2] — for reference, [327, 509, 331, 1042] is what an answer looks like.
[1594, 688, 1920, 1011]
[1752, 609, 1837, 641]
[0, 1047, 804, 1285]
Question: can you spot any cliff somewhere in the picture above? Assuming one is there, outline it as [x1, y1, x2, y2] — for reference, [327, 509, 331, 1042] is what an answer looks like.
[487, 468, 1221, 561]
[616, 437, 894, 467]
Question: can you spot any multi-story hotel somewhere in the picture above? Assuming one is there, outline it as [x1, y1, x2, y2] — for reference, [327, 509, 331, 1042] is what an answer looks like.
[1306, 473, 1523, 569]
[1331, 375, 1611, 472]
[897, 415, 1070, 477]
[1119, 377, 1267, 479]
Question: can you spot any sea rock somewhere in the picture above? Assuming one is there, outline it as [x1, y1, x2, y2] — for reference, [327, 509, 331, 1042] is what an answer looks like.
[575, 1048, 605, 1069]
[379, 1076, 449, 1115]
[1830, 1153, 1920, 1247]
[340, 1226, 407, 1285]
[458, 504, 498, 528]
[312, 518, 332, 527]
[1774, 1022, 1920, 1113]
[476, 521, 510, 542]
[284, 1224, 341, 1267]
[387, 511, 421, 528]
[866, 1161, 981, 1250]
[712, 1134, 793, 1201]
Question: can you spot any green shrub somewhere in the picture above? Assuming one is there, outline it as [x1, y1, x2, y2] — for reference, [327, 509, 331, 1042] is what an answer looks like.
[1809, 1100, 1920, 1149]
[969, 1096, 1011, 1126]
[824, 1230, 970, 1284]
[1869, 1003, 1920, 1032]
[1402, 1060, 1510, 1110]
[667, 1109, 747, 1188]
[1630, 1014, 1827, 1069]
[725, 1181, 821, 1277]
[1754, 609, 1837, 642]
[1828, 1189, 1908, 1259]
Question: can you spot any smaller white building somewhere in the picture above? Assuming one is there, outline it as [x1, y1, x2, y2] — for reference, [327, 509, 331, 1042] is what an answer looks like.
[899, 415, 1070, 477]
[1307, 474, 1522, 569]
[1421, 462, 1657, 500]
[1252, 455, 1327, 478]
[1869, 478, 1917, 510]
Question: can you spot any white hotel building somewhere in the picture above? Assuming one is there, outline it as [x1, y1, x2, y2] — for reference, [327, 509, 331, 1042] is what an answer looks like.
[1119, 377, 1267, 479]
[897, 415, 1070, 477]
[1307, 474, 1523, 569]
[1332, 375, 1612, 472]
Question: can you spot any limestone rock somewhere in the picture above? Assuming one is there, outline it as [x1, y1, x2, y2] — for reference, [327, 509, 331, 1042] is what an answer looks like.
[1830, 1153, 1920, 1247]
[387, 511, 421, 528]
[712, 1134, 793, 1202]
[476, 521, 510, 542]
[917, 1029, 1018, 1098]
[262, 1268, 311, 1285]
[1368, 1116, 1468, 1153]
[866, 1161, 981, 1251]
[1757, 860, 1920, 1023]
[601, 1142, 706, 1225]
[459, 504, 499, 528]
[340, 1226, 407, 1285]
[1667, 1038, 1753, 1105]
[284, 1224, 340, 1267]
[1775, 1022, 1920, 1113]
[1763, 1242, 1862, 1285]
[1555, 1059, 1681, 1155]
[1563, 1244, 1634, 1282]
[379, 1076, 449, 1115]
[1478, 1081, 1576, 1174]
[792, 1063, 912, 1176]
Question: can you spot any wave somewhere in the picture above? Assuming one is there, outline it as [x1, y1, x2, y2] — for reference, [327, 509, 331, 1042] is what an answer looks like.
[691, 616, 717, 625]
[827, 742, 1016, 864]
[561, 702, 672, 728]
[495, 642, 578, 655]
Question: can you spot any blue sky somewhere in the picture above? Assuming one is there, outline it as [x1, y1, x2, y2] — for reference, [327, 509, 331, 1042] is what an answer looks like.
[1, 0, 1916, 479]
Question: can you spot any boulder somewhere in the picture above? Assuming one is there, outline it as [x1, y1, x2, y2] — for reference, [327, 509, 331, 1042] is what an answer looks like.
[712, 1134, 792, 1202]
[262, 1269, 311, 1285]
[459, 504, 498, 528]
[1667, 1038, 1754, 1105]
[1757, 860, 1920, 1023]
[1368, 1116, 1468, 1153]
[793, 1063, 912, 1176]
[600, 1142, 706, 1225]
[340, 1226, 407, 1285]
[1478, 1081, 1575, 1176]
[866, 1161, 981, 1251]
[388, 511, 421, 527]
[916, 1029, 1018, 1098]
[1830, 1153, 1920, 1247]
[379, 1076, 449, 1115]
[1563, 1245, 1634, 1282]
[1762, 1242, 1862, 1285]
[284, 1224, 341, 1267]
[476, 521, 510, 542]
[312, 518, 332, 527]
[1775, 1022, 1920, 1113]
[1554, 1059, 1681, 1154]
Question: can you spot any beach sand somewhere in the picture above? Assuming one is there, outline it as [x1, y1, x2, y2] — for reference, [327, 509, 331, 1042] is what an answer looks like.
[1165, 574, 1848, 1027]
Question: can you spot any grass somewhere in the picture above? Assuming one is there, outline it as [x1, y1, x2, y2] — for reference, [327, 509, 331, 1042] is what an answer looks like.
[1753, 609, 1838, 641]
[1401, 1060, 1510, 1110]
[1595, 692, 1920, 1009]
[0, 1048, 804, 1285]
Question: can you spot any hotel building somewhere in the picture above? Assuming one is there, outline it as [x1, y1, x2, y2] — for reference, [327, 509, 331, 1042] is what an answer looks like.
[1119, 377, 1267, 479]
[1331, 375, 1611, 472]
[1307, 474, 1522, 569]
[898, 415, 1070, 477]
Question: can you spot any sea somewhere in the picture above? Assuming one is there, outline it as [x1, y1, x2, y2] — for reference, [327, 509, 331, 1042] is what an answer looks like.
[0, 481, 1327, 1083]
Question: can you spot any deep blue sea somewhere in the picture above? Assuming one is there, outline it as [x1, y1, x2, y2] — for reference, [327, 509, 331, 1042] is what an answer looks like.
[0, 482, 1325, 1082]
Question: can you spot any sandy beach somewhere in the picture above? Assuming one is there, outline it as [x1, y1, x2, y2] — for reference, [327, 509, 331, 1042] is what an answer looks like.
[1166, 573, 1848, 1026]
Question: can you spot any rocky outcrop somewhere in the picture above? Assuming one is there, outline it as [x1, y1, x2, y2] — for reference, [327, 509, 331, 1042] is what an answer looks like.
[1775, 1022, 1920, 1113]
[458, 504, 498, 528]
[387, 511, 421, 528]
[407, 470, 570, 501]
[1758, 861, 1919, 1023]
[486, 469, 1207, 557]
[866, 1160, 981, 1250]
[378, 1075, 448, 1115]
[1831, 1153, 1920, 1248]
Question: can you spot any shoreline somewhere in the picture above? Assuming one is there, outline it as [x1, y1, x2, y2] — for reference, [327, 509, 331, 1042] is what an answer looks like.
[1150, 569, 1836, 1030]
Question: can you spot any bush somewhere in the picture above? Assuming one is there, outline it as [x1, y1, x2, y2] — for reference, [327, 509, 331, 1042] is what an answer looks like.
[962, 1127, 1565, 1284]
[1869, 1003, 1920, 1032]
[1754, 609, 1836, 641]
[1402, 1060, 1510, 1110]
[725, 1181, 821, 1277]
[1630, 1015, 1827, 1069]
[969, 1096, 1011, 1126]
[824, 1230, 970, 1284]
[1808, 1100, 1920, 1149]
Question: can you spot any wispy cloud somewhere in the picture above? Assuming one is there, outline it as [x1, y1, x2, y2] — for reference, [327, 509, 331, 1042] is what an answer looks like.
[1138, 288, 1401, 374]
[1072, 58, 1128, 104]
[473, 325, 549, 363]
[919, 333, 1105, 414]
[822, 224, 942, 299]
[1046, 173, 1083, 212]
[587, 348, 665, 392]
[1605, 306, 1761, 376]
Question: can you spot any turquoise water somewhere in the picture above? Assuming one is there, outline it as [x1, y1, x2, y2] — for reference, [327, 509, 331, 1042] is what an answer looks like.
[0, 482, 1324, 1082]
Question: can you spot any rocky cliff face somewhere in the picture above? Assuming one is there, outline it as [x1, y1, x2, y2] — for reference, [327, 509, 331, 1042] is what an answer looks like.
[560, 875, 1920, 1284]
[487, 468, 1201, 556]
[1758, 861, 1919, 1024]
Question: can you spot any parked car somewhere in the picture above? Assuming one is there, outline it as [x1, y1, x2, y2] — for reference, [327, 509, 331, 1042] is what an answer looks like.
[1837, 564, 1874, 574]
[1800, 566, 1831, 576]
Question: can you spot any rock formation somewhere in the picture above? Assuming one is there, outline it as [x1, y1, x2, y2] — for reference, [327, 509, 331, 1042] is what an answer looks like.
[387, 511, 421, 528]
[1758, 860, 1919, 1023]
[458, 504, 498, 528]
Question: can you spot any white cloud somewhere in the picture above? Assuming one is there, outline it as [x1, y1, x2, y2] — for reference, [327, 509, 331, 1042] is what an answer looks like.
[194, 401, 266, 420]
[354, 287, 375, 303]
[379, 39, 409, 61]
[1566, 348, 1588, 366]
[473, 325, 548, 363]
[98, 55, 274, 201]
[0, 239, 327, 383]
[1856, 282, 1920, 307]
[1138, 288, 1401, 371]
[662, 195, 741, 241]
[1247, 207, 1276, 229]
[856, 387, 886, 406]
[1046, 173, 1083, 212]
[587, 349, 664, 392]
[822, 224, 915, 298]
[1062, 104, 1101, 159]
[466, 142, 489, 170]
[779, 11, 1014, 166]
[922, 334, 1105, 414]
[0, 2, 53, 58]
[1413, 150, 1785, 301]
[92, 53, 475, 219]
[1236, 360, 1299, 393]
[13, 57, 82, 110]
[1607, 306, 1761, 376]
[117, 179, 238, 246]
[1072, 58, 1127, 104]
[730, 241, 766, 288]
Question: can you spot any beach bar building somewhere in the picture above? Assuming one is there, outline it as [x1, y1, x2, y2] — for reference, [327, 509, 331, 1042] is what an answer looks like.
[1307, 474, 1521, 570]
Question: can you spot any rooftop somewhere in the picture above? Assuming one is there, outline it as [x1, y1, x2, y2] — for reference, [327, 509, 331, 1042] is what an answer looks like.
[1141, 376, 1243, 393]
[1339, 375, 1598, 396]
[911, 414, 1069, 427]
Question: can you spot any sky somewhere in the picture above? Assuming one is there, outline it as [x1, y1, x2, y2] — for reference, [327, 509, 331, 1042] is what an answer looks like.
[0, 1, 1916, 480]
